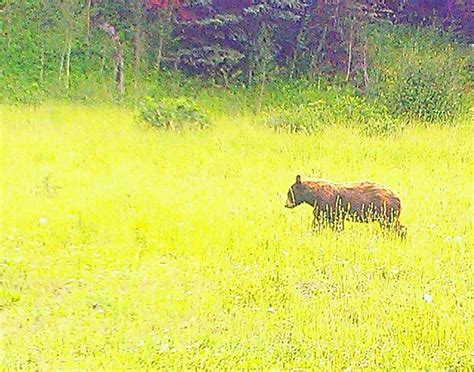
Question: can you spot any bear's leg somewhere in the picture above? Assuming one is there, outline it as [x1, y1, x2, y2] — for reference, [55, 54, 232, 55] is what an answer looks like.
[331, 218, 345, 232]
[379, 219, 407, 239]
[312, 210, 328, 233]
[311, 216, 324, 232]
[393, 220, 407, 239]
[331, 209, 345, 232]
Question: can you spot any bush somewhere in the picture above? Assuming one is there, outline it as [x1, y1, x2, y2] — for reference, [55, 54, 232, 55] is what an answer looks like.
[389, 63, 463, 121]
[368, 25, 469, 122]
[263, 90, 401, 136]
[263, 103, 327, 134]
[138, 96, 210, 130]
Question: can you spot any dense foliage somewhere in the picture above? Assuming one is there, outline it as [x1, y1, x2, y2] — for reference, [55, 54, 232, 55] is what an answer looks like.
[138, 96, 210, 130]
[368, 25, 470, 122]
[0, 0, 472, 124]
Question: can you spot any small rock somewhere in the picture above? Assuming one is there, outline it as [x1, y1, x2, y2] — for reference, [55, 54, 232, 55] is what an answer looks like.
[422, 294, 433, 303]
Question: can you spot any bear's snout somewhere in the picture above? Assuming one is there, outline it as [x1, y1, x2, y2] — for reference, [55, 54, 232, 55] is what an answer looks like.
[285, 199, 296, 208]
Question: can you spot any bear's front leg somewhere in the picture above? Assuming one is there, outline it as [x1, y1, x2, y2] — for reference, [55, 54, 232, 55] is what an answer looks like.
[330, 217, 345, 232]
[311, 209, 325, 233]
[312, 209, 333, 233]
[311, 217, 323, 232]
[379, 219, 407, 239]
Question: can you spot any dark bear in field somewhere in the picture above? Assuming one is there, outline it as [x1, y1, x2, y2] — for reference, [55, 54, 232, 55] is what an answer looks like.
[285, 175, 406, 237]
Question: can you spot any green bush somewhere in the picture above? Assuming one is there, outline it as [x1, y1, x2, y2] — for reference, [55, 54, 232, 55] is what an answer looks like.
[263, 90, 401, 136]
[138, 96, 210, 130]
[368, 25, 469, 122]
[389, 63, 463, 121]
[263, 103, 326, 134]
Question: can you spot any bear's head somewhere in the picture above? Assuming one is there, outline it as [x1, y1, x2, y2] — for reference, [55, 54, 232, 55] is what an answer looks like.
[285, 175, 305, 208]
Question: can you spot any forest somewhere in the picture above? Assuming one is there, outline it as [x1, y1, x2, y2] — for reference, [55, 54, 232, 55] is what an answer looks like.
[0, 0, 473, 369]
[1, 1, 472, 106]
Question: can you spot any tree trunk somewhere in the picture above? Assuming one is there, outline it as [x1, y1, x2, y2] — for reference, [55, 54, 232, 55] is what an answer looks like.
[40, 40, 45, 83]
[133, 0, 144, 82]
[362, 42, 370, 94]
[156, 35, 164, 71]
[310, 25, 328, 78]
[85, 0, 92, 40]
[258, 69, 266, 112]
[309, 52, 317, 79]
[247, 68, 253, 86]
[5, 0, 13, 48]
[99, 22, 125, 98]
[58, 48, 65, 82]
[65, 37, 72, 89]
[40, 0, 49, 85]
[290, 10, 307, 79]
[133, 29, 142, 87]
[220, 68, 229, 88]
[346, 21, 354, 82]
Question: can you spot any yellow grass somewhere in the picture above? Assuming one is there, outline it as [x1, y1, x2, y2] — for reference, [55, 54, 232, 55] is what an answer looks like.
[0, 104, 473, 369]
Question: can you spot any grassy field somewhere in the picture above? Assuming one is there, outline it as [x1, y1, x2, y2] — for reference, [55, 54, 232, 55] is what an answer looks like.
[0, 104, 472, 369]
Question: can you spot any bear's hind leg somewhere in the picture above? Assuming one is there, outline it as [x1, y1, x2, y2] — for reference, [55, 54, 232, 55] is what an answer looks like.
[331, 208, 346, 232]
[379, 219, 406, 239]
[394, 220, 407, 239]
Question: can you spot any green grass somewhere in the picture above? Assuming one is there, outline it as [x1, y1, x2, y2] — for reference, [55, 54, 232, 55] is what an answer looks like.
[0, 104, 473, 369]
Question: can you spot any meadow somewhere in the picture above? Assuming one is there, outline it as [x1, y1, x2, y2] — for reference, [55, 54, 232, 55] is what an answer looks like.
[0, 104, 472, 369]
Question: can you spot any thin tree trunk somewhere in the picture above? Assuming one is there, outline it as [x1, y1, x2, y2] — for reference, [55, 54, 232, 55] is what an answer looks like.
[85, 0, 92, 40]
[346, 21, 354, 81]
[65, 37, 72, 89]
[58, 48, 65, 82]
[156, 35, 164, 71]
[174, 55, 179, 71]
[290, 10, 306, 79]
[309, 51, 318, 79]
[362, 42, 370, 94]
[117, 54, 125, 98]
[99, 22, 125, 98]
[40, 40, 45, 83]
[247, 68, 253, 86]
[334, 0, 340, 29]
[40, 0, 49, 85]
[310, 25, 328, 78]
[157, 8, 173, 71]
[5, 0, 12, 48]
[258, 69, 266, 112]
[221, 68, 229, 88]
[133, 30, 142, 87]
[133, 1, 143, 84]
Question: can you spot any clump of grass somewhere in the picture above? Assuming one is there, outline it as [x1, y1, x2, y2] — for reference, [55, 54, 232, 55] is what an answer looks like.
[138, 96, 210, 130]
[262, 90, 403, 136]
[368, 24, 470, 122]
[263, 103, 328, 133]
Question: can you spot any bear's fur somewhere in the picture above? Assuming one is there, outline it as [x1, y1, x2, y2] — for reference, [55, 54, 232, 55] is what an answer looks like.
[285, 175, 406, 237]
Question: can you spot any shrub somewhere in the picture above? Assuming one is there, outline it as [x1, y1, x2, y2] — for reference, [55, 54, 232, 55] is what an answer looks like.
[263, 103, 327, 134]
[138, 96, 210, 130]
[368, 25, 469, 122]
[389, 63, 463, 121]
[359, 113, 404, 136]
[263, 90, 401, 136]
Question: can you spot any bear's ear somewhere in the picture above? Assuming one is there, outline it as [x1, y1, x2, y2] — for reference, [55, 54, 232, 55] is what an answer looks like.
[296, 175, 302, 184]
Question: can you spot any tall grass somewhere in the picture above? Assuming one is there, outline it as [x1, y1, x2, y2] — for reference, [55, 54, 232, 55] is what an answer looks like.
[0, 105, 472, 369]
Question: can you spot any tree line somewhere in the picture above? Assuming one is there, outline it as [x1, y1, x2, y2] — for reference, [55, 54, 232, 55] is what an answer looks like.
[0, 0, 471, 98]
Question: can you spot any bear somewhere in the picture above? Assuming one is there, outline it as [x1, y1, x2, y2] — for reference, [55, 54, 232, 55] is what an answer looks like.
[285, 175, 406, 237]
